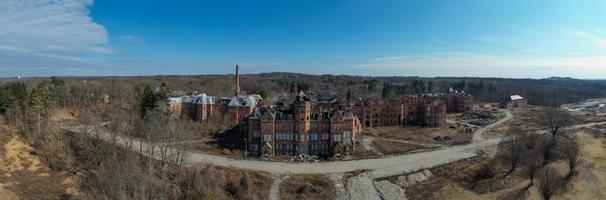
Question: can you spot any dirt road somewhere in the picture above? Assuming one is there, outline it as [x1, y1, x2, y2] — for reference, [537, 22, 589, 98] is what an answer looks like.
[64, 125, 502, 178]
[472, 109, 512, 143]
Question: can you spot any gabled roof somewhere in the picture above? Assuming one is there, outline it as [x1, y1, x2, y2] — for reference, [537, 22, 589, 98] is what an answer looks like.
[331, 111, 344, 121]
[228, 96, 241, 106]
[510, 95, 524, 101]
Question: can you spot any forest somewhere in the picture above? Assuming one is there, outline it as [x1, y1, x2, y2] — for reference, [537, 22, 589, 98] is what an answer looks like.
[0, 74, 605, 199]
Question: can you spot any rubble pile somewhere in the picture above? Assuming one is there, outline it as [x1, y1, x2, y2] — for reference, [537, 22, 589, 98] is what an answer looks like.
[458, 111, 497, 126]
[563, 98, 606, 116]
[458, 111, 497, 120]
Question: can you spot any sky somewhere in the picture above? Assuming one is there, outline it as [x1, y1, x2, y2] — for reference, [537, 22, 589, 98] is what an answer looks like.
[1, 0, 605, 79]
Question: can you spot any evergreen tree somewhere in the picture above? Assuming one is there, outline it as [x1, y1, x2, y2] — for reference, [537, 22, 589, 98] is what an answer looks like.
[259, 88, 270, 99]
[139, 85, 158, 117]
[382, 82, 392, 99]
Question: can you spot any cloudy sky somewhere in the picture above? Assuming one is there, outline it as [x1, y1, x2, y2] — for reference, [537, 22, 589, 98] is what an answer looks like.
[1, 0, 605, 78]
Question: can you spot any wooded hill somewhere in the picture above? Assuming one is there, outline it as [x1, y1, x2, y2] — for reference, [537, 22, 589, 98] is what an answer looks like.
[3, 74, 606, 107]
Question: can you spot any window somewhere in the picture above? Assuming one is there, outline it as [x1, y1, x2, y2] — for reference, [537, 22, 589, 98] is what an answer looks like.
[300, 134, 308, 142]
[343, 131, 351, 141]
[333, 134, 341, 142]
[321, 143, 328, 151]
[264, 134, 272, 141]
[287, 144, 293, 150]
[253, 131, 260, 137]
[310, 133, 318, 141]
[277, 144, 283, 150]
[322, 133, 329, 140]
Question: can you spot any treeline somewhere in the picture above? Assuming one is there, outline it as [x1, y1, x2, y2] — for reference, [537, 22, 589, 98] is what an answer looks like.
[16, 74, 603, 107]
[1, 77, 271, 199]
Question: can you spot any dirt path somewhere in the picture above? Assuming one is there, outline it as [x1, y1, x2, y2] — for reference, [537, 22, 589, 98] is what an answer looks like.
[269, 173, 291, 200]
[62, 109, 517, 179]
[472, 109, 512, 143]
[59, 108, 514, 180]
[64, 125, 501, 178]
[361, 136, 383, 156]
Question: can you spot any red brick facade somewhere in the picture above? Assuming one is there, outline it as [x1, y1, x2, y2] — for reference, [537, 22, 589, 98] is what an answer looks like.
[247, 93, 361, 157]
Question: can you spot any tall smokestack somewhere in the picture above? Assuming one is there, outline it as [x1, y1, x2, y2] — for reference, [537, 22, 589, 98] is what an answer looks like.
[235, 65, 240, 97]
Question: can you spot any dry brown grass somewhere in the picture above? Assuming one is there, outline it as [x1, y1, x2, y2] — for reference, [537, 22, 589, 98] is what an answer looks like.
[365, 125, 470, 145]
[280, 174, 336, 200]
[0, 119, 75, 200]
[555, 131, 606, 200]
[180, 165, 273, 200]
[193, 141, 245, 158]
[351, 141, 380, 158]
[372, 139, 427, 154]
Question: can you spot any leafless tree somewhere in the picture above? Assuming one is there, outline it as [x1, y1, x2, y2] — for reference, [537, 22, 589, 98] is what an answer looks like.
[143, 105, 194, 168]
[560, 138, 580, 180]
[537, 108, 573, 143]
[502, 127, 525, 175]
[538, 167, 564, 200]
[522, 149, 544, 186]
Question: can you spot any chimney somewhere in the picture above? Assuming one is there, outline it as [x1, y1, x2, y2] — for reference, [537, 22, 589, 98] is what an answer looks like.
[235, 65, 240, 97]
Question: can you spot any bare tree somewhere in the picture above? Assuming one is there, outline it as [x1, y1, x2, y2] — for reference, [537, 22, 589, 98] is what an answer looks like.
[560, 138, 580, 179]
[538, 167, 564, 200]
[522, 149, 544, 186]
[143, 105, 194, 168]
[537, 108, 573, 143]
[502, 127, 525, 175]
[525, 133, 554, 166]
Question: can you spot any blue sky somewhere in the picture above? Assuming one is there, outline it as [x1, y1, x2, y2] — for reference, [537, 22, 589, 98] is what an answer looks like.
[1, 0, 605, 78]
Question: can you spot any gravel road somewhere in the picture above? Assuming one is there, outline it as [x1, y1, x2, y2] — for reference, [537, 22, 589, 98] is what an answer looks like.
[63, 126, 502, 178]
[472, 109, 512, 143]
[63, 109, 514, 178]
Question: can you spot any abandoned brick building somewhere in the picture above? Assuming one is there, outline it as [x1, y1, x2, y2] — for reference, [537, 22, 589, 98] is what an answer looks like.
[350, 90, 472, 128]
[169, 65, 474, 157]
[247, 92, 361, 157]
[350, 95, 447, 128]
[169, 65, 262, 123]
[500, 95, 527, 109]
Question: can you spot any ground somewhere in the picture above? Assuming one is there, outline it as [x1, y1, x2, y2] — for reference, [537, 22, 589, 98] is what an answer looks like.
[279, 174, 336, 200]
[555, 129, 606, 200]
[364, 125, 470, 146]
[402, 128, 606, 200]
[371, 138, 431, 155]
[0, 117, 78, 200]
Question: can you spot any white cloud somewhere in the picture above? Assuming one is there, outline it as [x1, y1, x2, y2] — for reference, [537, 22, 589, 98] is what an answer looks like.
[118, 35, 144, 43]
[598, 40, 606, 48]
[88, 47, 116, 54]
[0, 45, 31, 53]
[0, 0, 108, 66]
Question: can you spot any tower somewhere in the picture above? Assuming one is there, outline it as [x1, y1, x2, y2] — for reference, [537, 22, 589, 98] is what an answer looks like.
[235, 65, 240, 97]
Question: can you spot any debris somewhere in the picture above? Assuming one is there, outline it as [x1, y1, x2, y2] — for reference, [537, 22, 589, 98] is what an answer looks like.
[396, 169, 434, 187]
[458, 111, 497, 121]
[374, 180, 406, 200]
[346, 174, 381, 200]
[433, 135, 452, 142]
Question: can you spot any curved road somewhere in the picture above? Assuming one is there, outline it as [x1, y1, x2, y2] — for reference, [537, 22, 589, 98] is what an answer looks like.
[472, 109, 513, 143]
[63, 109, 513, 178]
